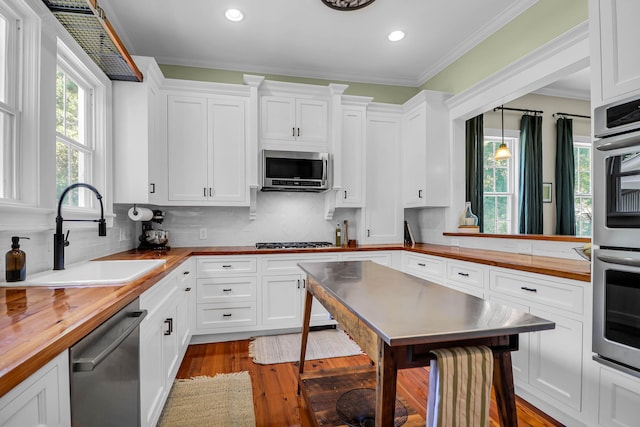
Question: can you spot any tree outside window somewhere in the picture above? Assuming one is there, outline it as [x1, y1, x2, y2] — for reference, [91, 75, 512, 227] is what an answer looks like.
[56, 66, 92, 207]
[483, 136, 516, 233]
[574, 141, 592, 237]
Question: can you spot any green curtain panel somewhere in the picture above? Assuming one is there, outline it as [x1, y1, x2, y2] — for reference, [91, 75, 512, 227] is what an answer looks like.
[555, 118, 576, 235]
[518, 114, 543, 234]
[465, 115, 484, 232]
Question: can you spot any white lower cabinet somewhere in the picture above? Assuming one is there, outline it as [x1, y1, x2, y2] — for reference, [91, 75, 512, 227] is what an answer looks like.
[488, 268, 586, 422]
[261, 253, 339, 328]
[401, 252, 445, 284]
[194, 256, 258, 334]
[597, 364, 640, 427]
[139, 260, 193, 427]
[0, 350, 70, 427]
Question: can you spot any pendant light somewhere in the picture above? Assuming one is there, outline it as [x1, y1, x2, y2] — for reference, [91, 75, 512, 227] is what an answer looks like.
[495, 105, 512, 160]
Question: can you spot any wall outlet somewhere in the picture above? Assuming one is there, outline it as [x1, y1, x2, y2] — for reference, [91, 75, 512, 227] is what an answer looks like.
[119, 228, 129, 242]
[199, 228, 207, 240]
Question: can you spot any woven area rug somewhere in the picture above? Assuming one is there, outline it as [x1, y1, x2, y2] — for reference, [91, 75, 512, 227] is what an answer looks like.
[249, 329, 364, 364]
[158, 372, 256, 427]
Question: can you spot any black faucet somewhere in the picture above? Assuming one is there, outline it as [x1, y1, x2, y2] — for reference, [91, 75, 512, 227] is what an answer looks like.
[54, 183, 107, 270]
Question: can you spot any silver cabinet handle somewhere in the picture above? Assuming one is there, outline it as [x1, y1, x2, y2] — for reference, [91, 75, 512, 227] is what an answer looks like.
[521, 286, 537, 293]
[596, 253, 640, 267]
[72, 310, 147, 372]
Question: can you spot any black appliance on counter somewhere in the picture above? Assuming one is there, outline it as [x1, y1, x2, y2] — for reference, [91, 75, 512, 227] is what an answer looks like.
[138, 210, 170, 250]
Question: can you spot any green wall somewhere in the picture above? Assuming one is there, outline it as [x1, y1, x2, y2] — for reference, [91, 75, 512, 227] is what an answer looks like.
[159, 0, 588, 104]
[421, 0, 588, 94]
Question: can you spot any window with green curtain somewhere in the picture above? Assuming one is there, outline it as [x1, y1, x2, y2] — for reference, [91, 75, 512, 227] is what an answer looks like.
[555, 117, 575, 235]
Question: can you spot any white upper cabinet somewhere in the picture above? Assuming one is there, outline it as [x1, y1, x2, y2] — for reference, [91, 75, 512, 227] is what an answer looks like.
[592, 0, 640, 102]
[336, 98, 370, 208]
[113, 56, 164, 204]
[160, 80, 251, 206]
[362, 104, 403, 244]
[259, 81, 332, 152]
[401, 90, 451, 208]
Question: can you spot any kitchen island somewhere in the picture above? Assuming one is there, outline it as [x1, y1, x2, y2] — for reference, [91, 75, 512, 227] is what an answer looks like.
[297, 260, 556, 427]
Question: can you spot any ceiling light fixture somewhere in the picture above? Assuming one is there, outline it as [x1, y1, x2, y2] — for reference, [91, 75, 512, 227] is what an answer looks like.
[388, 30, 405, 42]
[495, 105, 512, 160]
[321, 0, 376, 10]
[225, 8, 244, 22]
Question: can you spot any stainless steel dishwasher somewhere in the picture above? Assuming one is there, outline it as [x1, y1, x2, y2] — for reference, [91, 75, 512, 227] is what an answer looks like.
[69, 298, 147, 427]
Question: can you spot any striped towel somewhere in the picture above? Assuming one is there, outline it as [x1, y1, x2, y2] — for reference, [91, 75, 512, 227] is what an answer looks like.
[426, 346, 494, 427]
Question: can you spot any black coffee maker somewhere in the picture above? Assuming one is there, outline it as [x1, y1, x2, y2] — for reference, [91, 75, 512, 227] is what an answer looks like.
[138, 210, 170, 250]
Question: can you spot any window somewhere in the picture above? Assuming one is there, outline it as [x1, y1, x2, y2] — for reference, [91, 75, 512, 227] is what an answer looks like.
[574, 137, 592, 237]
[0, 3, 19, 200]
[55, 50, 98, 209]
[483, 131, 518, 233]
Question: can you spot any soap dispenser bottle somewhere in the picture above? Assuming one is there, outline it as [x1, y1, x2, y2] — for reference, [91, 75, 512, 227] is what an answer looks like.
[6, 236, 29, 282]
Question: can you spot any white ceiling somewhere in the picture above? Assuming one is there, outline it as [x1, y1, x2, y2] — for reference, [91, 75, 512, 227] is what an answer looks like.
[100, 0, 539, 87]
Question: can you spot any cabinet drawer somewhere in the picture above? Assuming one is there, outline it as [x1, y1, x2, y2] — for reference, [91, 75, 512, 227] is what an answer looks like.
[402, 253, 444, 280]
[489, 270, 584, 314]
[197, 257, 257, 276]
[197, 277, 256, 303]
[261, 254, 338, 274]
[339, 251, 392, 266]
[196, 302, 257, 329]
[447, 261, 484, 288]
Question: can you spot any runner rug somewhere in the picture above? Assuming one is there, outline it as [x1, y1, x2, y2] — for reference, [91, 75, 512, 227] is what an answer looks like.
[158, 372, 256, 427]
[249, 329, 364, 364]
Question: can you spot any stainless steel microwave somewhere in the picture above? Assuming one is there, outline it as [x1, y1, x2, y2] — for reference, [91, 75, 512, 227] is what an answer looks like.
[261, 150, 329, 192]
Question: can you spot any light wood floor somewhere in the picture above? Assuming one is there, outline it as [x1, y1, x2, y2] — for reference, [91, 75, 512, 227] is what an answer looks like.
[176, 340, 564, 427]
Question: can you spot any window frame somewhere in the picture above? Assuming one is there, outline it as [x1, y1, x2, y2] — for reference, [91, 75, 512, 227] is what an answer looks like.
[482, 128, 519, 234]
[573, 135, 592, 238]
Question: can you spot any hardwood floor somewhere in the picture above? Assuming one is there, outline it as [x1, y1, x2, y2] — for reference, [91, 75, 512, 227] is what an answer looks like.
[176, 340, 564, 427]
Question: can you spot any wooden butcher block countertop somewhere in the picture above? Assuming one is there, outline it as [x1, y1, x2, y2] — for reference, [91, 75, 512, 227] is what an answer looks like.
[0, 243, 590, 398]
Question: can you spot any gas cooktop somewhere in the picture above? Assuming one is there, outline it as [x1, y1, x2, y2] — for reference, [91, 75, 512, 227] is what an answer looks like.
[255, 241, 334, 249]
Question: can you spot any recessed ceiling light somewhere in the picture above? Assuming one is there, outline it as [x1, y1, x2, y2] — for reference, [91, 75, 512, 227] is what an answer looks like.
[225, 8, 243, 22]
[388, 30, 405, 42]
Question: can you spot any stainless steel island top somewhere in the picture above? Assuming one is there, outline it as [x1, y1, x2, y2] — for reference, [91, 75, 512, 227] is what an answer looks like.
[297, 260, 555, 347]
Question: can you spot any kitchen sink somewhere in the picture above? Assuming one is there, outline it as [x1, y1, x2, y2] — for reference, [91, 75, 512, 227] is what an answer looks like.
[2, 259, 166, 287]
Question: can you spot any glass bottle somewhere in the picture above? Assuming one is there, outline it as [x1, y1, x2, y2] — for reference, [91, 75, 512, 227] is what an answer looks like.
[335, 223, 342, 247]
[464, 202, 478, 226]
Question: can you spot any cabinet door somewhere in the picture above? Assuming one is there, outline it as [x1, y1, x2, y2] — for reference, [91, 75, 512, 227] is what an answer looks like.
[363, 113, 402, 244]
[162, 302, 181, 387]
[208, 97, 247, 202]
[261, 96, 295, 141]
[598, 365, 640, 427]
[140, 311, 167, 427]
[600, 0, 640, 100]
[338, 107, 365, 207]
[403, 103, 427, 207]
[488, 295, 530, 385]
[0, 351, 70, 427]
[167, 95, 208, 201]
[529, 307, 583, 411]
[262, 274, 303, 328]
[296, 98, 328, 143]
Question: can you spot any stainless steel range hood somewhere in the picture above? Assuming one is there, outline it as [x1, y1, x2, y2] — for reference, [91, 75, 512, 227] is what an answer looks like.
[41, 0, 142, 82]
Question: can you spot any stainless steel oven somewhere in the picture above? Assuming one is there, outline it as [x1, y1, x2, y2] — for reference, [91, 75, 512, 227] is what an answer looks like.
[594, 95, 640, 249]
[593, 94, 640, 377]
[593, 249, 640, 377]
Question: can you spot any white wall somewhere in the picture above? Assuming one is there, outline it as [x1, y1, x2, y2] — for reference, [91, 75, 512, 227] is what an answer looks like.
[131, 192, 360, 248]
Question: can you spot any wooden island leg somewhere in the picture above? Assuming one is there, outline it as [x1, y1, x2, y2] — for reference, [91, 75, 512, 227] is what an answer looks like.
[375, 338, 398, 427]
[297, 287, 314, 394]
[493, 351, 517, 426]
